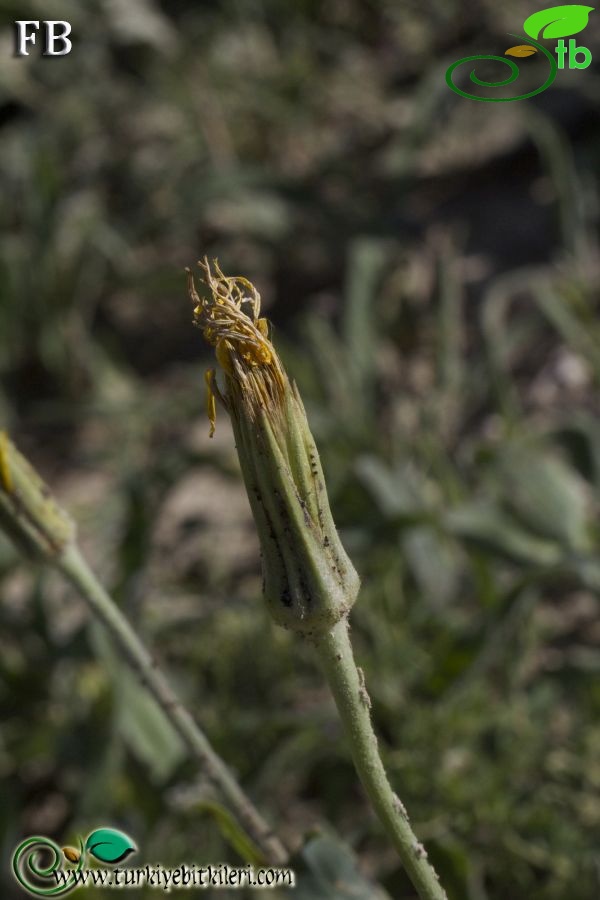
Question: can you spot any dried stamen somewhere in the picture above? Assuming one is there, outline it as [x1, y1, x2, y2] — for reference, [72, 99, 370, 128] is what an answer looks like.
[187, 258, 286, 435]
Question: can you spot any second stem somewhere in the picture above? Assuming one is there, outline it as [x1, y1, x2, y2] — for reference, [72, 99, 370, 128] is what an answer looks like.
[57, 544, 287, 866]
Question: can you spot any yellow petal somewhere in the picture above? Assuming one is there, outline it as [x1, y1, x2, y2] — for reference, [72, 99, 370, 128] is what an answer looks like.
[505, 45, 538, 57]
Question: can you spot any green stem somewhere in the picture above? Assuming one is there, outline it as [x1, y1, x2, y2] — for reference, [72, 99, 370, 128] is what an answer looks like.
[57, 544, 288, 866]
[313, 618, 446, 900]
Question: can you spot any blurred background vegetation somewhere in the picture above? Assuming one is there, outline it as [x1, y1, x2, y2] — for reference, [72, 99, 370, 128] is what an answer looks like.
[1, 1, 599, 897]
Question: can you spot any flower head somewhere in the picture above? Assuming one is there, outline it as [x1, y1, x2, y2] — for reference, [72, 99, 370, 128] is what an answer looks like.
[187, 259, 360, 636]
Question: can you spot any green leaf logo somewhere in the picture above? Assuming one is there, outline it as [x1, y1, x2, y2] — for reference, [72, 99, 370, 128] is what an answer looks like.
[523, 5, 594, 40]
[85, 828, 137, 865]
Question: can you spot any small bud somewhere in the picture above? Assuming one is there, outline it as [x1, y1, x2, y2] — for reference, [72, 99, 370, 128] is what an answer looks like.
[62, 846, 81, 864]
[0, 431, 76, 561]
[188, 259, 360, 636]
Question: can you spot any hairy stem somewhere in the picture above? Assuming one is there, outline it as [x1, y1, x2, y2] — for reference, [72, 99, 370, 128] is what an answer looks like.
[57, 544, 288, 866]
[313, 618, 446, 900]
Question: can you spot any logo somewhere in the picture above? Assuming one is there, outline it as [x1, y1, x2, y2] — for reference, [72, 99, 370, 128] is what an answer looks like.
[446, 4, 594, 101]
[12, 828, 136, 896]
[11, 830, 295, 894]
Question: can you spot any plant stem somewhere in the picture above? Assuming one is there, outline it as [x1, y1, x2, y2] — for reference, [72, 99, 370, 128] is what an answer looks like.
[313, 618, 446, 900]
[57, 543, 288, 866]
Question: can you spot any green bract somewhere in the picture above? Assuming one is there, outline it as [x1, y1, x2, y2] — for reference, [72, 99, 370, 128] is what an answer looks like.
[232, 380, 360, 635]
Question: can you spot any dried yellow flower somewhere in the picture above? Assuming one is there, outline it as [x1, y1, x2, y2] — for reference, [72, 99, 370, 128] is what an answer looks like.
[187, 257, 285, 437]
[187, 259, 359, 636]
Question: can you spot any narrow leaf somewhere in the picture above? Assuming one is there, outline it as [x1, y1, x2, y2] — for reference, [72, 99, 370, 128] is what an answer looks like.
[196, 801, 265, 866]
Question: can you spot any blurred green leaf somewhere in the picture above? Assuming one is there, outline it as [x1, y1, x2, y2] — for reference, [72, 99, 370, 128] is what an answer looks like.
[288, 833, 392, 899]
[343, 238, 388, 397]
[444, 502, 562, 567]
[402, 526, 461, 607]
[533, 287, 600, 382]
[91, 624, 186, 783]
[355, 455, 425, 519]
[494, 443, 591, 552]
[196, 801, 266, 865]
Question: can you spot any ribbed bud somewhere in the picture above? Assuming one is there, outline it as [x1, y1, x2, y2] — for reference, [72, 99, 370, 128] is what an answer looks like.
[187, 259, 359, 636]
[0, 432, 76, 561]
